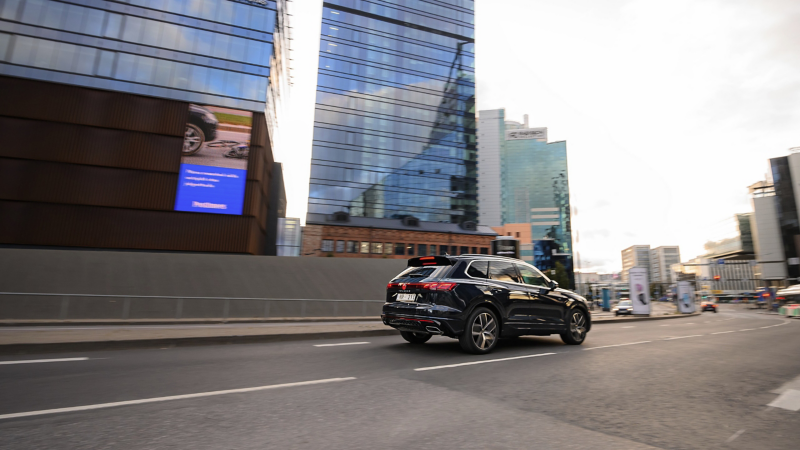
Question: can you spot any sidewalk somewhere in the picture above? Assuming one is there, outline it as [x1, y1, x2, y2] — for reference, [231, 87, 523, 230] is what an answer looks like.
[0, 313, 701, 355]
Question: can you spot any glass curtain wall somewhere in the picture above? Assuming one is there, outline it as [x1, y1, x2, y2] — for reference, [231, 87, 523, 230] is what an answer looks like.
[0, 0, 279, 111]
[308, 0, 477, 224]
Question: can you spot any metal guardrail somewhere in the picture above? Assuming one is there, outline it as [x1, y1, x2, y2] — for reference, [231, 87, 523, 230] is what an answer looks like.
[0, 292, 385, 320]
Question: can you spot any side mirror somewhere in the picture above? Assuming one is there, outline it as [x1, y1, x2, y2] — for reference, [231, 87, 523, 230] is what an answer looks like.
[549, 280, 559, 291]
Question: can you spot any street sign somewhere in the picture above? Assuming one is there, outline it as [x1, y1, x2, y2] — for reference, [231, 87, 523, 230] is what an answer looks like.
[718, 259, 725, 265]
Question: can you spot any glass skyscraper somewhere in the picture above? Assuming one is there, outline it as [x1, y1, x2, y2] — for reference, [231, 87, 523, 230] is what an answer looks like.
[307, 0, 477, 224]
[480, 108, 574, 285]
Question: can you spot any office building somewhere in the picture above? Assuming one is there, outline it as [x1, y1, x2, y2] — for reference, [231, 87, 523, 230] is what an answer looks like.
[479, 108, 574, 286]
[307, 0, 477, 226]
[650, 246, 681, 284]
[302, 212, 495, 259]
[621, 245, 651, 283]
[702, 214, 754, 260]
[477, 109, 503, 227]
[276, 217, 302, 257]
[749, 181, 787, 281]
[0, 0, 290, 254]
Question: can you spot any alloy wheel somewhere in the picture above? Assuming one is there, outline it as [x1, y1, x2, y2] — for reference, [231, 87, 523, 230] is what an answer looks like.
[471, 312, 496, 350]
[570, 311, 586, 341]
[184, 125, 202, 154]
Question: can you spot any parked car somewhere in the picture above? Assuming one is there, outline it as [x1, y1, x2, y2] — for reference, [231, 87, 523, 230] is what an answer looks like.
[701, 301, 718, 313]
[381, 255, 592, 354]
[183, 104, 219, 156]
[613, 300, 633, 316]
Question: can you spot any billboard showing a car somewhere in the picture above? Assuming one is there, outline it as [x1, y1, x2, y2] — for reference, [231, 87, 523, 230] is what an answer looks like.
[174, 105, 252, 215]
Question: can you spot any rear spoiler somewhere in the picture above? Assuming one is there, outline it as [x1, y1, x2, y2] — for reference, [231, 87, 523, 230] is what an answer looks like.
[407, 256, 454, 267]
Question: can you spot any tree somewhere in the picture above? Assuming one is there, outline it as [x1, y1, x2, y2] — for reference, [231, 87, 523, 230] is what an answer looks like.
[553, 262, 570, 289]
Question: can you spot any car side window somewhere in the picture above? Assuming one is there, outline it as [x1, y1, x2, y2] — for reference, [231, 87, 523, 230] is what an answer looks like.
[466, 261, 489, 279]
[488, 261, 520, 283]
[516, 264, 547, 287]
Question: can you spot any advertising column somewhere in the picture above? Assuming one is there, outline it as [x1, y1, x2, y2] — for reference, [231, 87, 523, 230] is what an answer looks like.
[174, 105, 252, 215]
[629, 267, 651, 315]
[677, 281, 696, 313]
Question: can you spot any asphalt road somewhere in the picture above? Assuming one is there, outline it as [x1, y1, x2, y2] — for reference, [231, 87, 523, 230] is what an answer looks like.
[1, 307, 798, 449]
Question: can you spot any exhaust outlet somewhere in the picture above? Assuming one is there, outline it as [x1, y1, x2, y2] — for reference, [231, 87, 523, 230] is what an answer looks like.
[426, 326, 443, 335]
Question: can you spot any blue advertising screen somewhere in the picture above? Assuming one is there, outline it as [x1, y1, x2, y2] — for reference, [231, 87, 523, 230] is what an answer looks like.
[174, 104, 252, 215]
[174, 163, 247, 215]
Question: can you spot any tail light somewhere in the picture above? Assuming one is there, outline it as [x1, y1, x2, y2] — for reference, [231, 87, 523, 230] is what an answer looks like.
[387, 282, 458, 291]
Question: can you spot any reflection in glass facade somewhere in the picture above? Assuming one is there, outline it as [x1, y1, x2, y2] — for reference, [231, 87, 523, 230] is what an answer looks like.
[307, 0, 477, 224]
[0, 0, 280, 112]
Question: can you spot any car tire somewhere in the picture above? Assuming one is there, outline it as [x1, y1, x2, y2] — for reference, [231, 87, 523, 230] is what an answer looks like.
[713, 309, 717, 313]
[459, 307, 499, 354]
[560, 309, 588, 345]
[400, 331, 431, 344]
[615, 312, 619, 316]
[183, 123, 205, 156]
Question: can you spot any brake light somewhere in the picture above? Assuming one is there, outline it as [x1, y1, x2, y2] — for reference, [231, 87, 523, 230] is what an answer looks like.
[386, 282, 458, 291]
[420, 257, 435, 260]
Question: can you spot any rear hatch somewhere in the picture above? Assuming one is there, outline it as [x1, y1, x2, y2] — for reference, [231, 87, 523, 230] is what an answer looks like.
[386, 256, 455, 304]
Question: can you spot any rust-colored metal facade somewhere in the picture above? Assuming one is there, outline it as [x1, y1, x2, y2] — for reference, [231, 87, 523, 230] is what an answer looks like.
[0, 76, 275, 254]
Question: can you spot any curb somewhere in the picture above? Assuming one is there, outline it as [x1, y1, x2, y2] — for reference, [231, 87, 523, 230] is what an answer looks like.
[0, 329, 401, 356]
[0, 317, 382, 327]
[0, 312, 701, 356]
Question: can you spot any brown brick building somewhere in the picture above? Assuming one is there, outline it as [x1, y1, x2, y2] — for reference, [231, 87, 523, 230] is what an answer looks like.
[302, 213, 497, 258]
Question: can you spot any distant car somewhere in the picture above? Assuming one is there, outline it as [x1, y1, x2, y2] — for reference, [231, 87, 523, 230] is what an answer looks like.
[613, 300, 633, 316]
[184, 104, 219, 156]
[381, 255, 592, 354]
[701, 301, 718, 313]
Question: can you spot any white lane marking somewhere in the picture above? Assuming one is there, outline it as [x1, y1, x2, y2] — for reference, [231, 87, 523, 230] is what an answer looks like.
[726, 429, 746, 443]
[712, 331, 735, 335]
[621, 326, 635, 329]
[660, 324, 670, 327]
[0, 377, 357, 420]
[414, 352, 556, 372]
[663, 335, 703, 340]
[768, 389, 800, 411]
[313, 342, 370, 347]
[0, 358, 89, 365]
[739, 328, 756, 332]
[684, 323, 695, 325]
[584, 341, 650, 350]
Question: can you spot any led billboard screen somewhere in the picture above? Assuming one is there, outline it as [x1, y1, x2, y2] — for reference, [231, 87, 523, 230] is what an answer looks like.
[175, 105, 252, 215]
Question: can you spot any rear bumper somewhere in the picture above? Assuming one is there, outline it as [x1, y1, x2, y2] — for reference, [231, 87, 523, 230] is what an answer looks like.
[381, 303, 464, 337]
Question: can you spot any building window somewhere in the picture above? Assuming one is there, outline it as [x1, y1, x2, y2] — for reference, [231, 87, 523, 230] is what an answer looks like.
[395, 243, 405, 255]
[440, 245, 449, 255]
[516, 232, 520, 238]
[471, 247, 477, 254]
[460, 246, 468, 255]
[371, 242, 383, 254]
[418, 244, 428, 256]
[407, 243, 415, 256]
[335, 240, 345, 253]
[360, 242, 370, 253]
[451, 246, 458, 255]
[347, 241, 357, 253]
[480, 247, 489, 254]
[321, 240, 334, 252]
[385, 243, 393, 255]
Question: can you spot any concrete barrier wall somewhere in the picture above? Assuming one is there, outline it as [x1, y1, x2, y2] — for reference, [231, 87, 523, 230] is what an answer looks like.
[0, 249, 409, 320]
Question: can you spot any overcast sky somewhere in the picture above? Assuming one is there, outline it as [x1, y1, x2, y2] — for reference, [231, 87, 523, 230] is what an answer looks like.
[277, 0, 800, 273]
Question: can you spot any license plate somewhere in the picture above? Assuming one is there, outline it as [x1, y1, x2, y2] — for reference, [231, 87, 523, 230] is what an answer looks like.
[397, 293, 416, 302]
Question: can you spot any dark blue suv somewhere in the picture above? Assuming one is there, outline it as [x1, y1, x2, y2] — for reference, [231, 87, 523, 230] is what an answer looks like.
[382, 255, 591, 354]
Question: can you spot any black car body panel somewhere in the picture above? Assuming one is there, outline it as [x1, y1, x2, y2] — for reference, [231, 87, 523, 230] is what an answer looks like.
[188, 104, 218, 142]
[382, 255, 591, 339]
